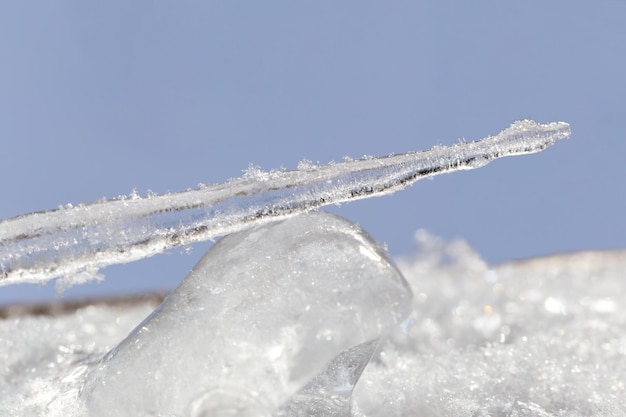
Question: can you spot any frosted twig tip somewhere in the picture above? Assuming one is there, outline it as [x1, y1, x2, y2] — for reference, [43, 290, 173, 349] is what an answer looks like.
[0, 118, 570, 287]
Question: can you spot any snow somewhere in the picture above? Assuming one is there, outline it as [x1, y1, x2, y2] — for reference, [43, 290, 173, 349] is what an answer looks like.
[354, 232, 626, 417]
[0, 119, 570, 288]
[1, 214, 624, 416]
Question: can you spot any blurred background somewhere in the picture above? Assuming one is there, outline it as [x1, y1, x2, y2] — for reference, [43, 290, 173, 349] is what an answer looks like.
[1, 1, 624, 305]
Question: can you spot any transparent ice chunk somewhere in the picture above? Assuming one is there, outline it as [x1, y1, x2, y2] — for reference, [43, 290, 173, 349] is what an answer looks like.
[81, 211, 412, 417]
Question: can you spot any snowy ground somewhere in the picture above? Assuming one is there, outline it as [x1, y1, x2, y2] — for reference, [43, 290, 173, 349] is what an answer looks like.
[1, 213, 624, 417]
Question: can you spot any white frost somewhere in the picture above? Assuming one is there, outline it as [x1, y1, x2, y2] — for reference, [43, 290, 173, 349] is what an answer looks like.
[0, 119, 570, 288]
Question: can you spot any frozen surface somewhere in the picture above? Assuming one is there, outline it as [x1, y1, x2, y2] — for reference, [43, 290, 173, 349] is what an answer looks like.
[0, 119, 570, 288]
[1, 217, 624, 416]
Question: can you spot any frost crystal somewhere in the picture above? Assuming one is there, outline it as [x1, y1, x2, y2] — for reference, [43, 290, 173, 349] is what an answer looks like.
[353, 233, 626, 417]
[0, 119, 570, 288]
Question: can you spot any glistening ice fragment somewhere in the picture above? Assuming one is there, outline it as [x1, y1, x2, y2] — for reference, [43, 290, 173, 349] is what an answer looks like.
[0, 119, 570, 287]
[275, 340, 381, 417]
[81, 212, 411, 417]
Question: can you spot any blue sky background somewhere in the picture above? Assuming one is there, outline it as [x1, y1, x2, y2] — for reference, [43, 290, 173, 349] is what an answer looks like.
[1, 1, 625, 305]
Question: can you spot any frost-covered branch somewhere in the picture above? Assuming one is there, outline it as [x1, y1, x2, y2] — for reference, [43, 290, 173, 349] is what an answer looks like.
[0, 119, 570, 287]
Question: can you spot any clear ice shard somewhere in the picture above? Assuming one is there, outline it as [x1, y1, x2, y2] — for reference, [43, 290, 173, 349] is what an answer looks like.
[274, 340, 380, 417]
[81, 211, 412, 417]
[0, 119, 570, 287]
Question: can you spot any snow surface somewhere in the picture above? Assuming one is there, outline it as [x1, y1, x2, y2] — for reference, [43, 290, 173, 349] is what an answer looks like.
[0, 119, 570, 288]
[1, 213, 624, 417]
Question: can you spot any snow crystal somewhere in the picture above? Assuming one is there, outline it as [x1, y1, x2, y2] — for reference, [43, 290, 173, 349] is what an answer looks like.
[353, 231, 626, 417]
[0, 300, 159, 417]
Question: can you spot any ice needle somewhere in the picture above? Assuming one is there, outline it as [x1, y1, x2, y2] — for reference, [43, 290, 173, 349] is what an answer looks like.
[0, 119, 570, 287]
